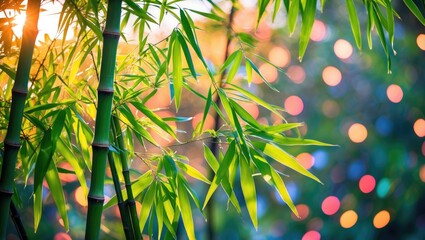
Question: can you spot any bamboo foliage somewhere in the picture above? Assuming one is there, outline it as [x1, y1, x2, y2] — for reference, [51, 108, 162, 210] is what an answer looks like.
[0, 0, 41, 238]
[0, 0, 424, 239]
[85, 0, 122, 239]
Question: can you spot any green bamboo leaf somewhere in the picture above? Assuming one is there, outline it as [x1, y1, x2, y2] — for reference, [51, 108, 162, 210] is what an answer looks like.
[299, 0, 317, 61]
[176, 29, 197, 80]
[217, 89, 236, 125]
[203, 141, 236, 209]
[251, 152, 298, 216]
[188, 9, 225, 21]
[0, 63, 16, 79]
[45, 160, 69, 231]
[384, 0, 395, 51]
[226, 50, 243, 84]
[226, 83, 282, 115]
[270, 164, 298, 216]
[246, 58, 279, 91]
[24, 100, 75, 114]
[203, 144, 219, 171]
[321, 0, 326, 11]
[172, 37, 183, 111]
[177, 175, 196, 240]
[139, 181, 156, 232]
[257, 0, 271, 25]
[366, 1, 373, 49]
[245, 59, 253, 84]
[403, 0, 425, 25]
[346, 0, 362, 49]
[179, 174, 203, 210]
[262, 122, 304, 133]
[34, 129, 53, 193]
[288, 0, 300, 34]
[219, 49, 242, 74]
[176, 161, 211, 184]
[272, 0, 282, 21]
[198, 87, 212, 134]
[119, 105, 157, 145]
[229, 99, 262, 130]
[372, 3, 391, 72]
[164, 155, 178, 179]
[130, 101, 176, 138]
[34, 182, 42, 232]
[240, 156, 258, 229]
[57, 139, 88, 196]
[155, 190, 165, 240]
[123, 0, 156, 23]
[252, 141, 322, 183]
[104, 170, 153, 209]
[249, 130, 335, 146]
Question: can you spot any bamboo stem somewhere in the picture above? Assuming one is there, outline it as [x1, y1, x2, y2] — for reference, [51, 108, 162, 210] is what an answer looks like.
[9, 202, 28, 240]
[85, 0, 123, 239]
[112, 115, 141, 239]
[107, 151, 133, 240]
[206, 4, 236, 240]
[0, 1, 41, 238]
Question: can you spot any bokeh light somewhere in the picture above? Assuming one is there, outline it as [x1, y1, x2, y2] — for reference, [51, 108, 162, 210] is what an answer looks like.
[292, 204, 310, 221]
[348, 123, 368, 143]
[287, 65, 306, 84]
[53, 232, 72, 240]
[321, 100, 340, 118]
[377, 178, 391, 198]
[321, 196, 340, 215]
[268, 46, 291, 67]
[386, 84, 403, 103]
[413, 119, 425, 137]
[259, 63, 278, 83]
[417, 34, 425, 50]
[237, 101, 260, 119]
[419, 165, 425, 182]
[322, 66, 342, 86]
[359, 174, 376, 194]
[297, 152, 315, 169]
[75, 186, 88, 207]
[302, 230, 321, 240]
[310, 20, 327, 42]
[373, 210, 391, 229]
[334, 39, 353, 59]
[340, 210, 358, 228]
[284, 95, 304, 116]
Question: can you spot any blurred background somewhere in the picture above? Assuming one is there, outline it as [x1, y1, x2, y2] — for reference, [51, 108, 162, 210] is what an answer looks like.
[3, 0, 425, 239]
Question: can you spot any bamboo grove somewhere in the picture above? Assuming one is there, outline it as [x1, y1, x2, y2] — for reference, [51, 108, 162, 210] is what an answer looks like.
[0, 0, 424, 239]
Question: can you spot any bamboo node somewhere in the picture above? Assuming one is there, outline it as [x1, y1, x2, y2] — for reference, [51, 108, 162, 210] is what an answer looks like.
[92, 143, 110, 149]
[126, 200, 136, 206]
[97, 88, 114, 94]
[87, 195, 105, 203]
[11, 88, 28, 96]
[0, 189, 13, 197]
[4, 140, 21, 149]
[103, 30, 120, 39]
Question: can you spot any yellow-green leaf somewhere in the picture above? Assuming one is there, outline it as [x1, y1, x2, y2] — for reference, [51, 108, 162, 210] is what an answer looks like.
[172, 37, 183, 111]
[299, 0, 317, 61]
[240, 156, 258, 229]
[346, 0, 362, 49]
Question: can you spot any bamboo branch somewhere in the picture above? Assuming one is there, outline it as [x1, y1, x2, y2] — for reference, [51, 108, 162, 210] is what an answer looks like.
[206, 3, 236, 240]
[107, 151, 133, 240]
[9, 202, 28, 240]
[112, 115, 141, 239]
[0, 1, 42, 238]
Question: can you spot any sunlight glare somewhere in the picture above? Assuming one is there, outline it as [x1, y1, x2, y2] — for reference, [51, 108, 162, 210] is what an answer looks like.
[284, 95, 304, 116]
[268, 46, 291, 68]
[348, 123, 367, 143]
[322, 66, 342, 86]
[386, 84, 403, 103]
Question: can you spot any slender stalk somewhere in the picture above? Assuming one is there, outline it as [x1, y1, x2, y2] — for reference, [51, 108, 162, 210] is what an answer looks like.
[0, 1, 41, 238]
[107, 151, 133, 240]
[112, 115, 141, 239]
[206, 4, 236, 240]
[85, 0, 122, 239]
[9, 202, 28, 240]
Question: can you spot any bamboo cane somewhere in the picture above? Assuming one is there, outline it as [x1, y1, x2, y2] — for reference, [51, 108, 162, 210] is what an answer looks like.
[206, 4, 236, 240]
[85, 0, 122, 238]
[0, 1, 41, 238]
[9, 202, 28, 240]
[112, 115, 141, 239]
[107, 151, 133, 240]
